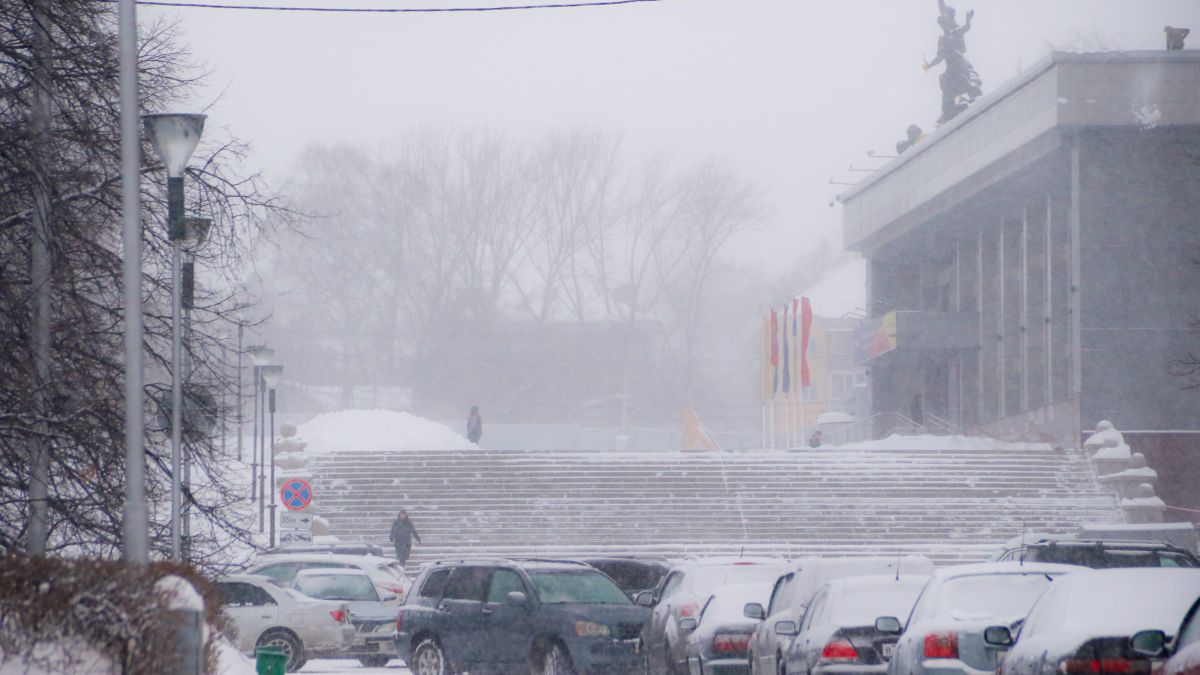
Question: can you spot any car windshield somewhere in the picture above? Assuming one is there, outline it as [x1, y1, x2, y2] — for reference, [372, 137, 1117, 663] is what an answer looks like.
[295, 574, 379, 602]
[528, 571, 633, 605]
[936, 573, 1056, 621]
[831, 580, 927, 626]
[693, 564, 786, 591]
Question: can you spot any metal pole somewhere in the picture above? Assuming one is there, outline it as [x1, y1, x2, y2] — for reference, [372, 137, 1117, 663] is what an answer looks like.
[258, 370, 266, 532]
[236, 323, 243, 461]
[268, 388, 277, 547]
[250, 363, 258, 502]
[182, 306, 192, 564]
[169, 177, 184, 562]
[27, 0, 53, 555]
[119, 0, 147, 563]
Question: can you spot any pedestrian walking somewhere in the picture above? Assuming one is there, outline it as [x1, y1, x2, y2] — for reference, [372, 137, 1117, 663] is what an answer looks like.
[388, 509, 421, 569]
[467, 405, 483, 445]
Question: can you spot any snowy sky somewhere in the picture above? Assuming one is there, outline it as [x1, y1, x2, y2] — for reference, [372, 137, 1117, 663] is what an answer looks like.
[154, 0, 1197, 275]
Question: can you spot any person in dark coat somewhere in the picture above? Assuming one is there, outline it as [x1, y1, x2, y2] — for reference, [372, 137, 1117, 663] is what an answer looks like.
[467, 405, 483, 444]
[389, 509, 421, 568]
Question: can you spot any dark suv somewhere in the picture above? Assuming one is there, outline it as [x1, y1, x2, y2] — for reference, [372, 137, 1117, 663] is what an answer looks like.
[394, 558, 650, 675]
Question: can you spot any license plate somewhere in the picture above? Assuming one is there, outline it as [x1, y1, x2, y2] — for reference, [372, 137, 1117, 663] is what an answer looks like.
[882, 644, 895, 659]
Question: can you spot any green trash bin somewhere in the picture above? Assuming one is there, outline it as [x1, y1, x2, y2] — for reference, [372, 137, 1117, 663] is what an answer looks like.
[255, 646, 287, 675]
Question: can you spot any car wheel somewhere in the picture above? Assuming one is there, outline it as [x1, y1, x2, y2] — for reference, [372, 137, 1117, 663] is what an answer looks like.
[412, 639, 447, 675]
[358, 655, 390, 667]
[256, 629, 305, 672]
[539, 642, 576, 675]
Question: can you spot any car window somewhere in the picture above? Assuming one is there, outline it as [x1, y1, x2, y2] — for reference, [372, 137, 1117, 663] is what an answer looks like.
[253, 563, 301, 582]
[767, 574, 791, 615]
[528, 571, 633, 605]
[295, 574, 380, 602]
[419, 569, 452, 598]
[659, 572, 684, 600]
[801, 586, 829, 631]
[220, 582, 277, 607]
[487, 569, 526, 604]
[443, 567, 492, 601]
[1178, 602, 1200, 648]
[1019, 582, 1067, 639]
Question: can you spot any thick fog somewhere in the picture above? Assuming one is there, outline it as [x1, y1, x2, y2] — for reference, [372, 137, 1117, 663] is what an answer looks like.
[153, 0, 1197, 432]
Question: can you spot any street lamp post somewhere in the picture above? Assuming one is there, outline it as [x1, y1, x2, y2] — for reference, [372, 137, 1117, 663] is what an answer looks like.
[248, 346, 274, 531]
[143, 112, 205, 562]
[259, 364, 283, 547]
[179, 216, 210, 564]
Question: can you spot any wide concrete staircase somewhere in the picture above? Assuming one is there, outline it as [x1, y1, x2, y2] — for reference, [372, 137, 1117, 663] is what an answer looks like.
[307, 446, 1122, 567]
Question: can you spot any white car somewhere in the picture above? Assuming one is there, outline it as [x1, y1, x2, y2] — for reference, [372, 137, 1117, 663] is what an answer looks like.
[885, 562, 1079, 675]
[244, 551, 410, 604]
[748, 555, 936, 675]
[999, 568, 1200, 675]
[639, 557, 790, 675]
[291, 568, 400, 668]
[216, 574, 355, 672]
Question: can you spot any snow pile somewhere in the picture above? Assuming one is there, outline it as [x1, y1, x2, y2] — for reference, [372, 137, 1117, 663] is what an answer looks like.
[298, 409, 477, 454]
[0, 640, 113, 675]
[835, 434, 1053, 452]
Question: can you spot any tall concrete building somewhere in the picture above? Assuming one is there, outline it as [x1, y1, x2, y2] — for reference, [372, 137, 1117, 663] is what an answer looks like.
[840, 51, 1200, 479]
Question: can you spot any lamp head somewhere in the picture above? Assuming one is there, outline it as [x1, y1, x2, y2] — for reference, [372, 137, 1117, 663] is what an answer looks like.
[248, 346, 275, 367]
[259, 364, 283, 389]
[182, 217, 212, 252]
[142, 113, 206, 178]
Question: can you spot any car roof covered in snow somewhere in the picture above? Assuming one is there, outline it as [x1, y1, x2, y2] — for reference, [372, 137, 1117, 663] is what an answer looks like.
[295, 567, 371, 577]
[933, 561, 1080, 579]
[1027, 568, 1200, 637]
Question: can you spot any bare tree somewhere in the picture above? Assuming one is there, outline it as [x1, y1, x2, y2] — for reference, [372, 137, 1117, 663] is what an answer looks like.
[0, 3, 289, 565]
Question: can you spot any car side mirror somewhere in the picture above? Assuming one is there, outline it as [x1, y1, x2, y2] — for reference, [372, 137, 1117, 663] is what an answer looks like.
[506, 591, 528, 607]
[1130, 630, 1167, 658]
[744, 602, 766, 621]
[875, 616, 902, 635]
[679, 617, 698, 632]
[983, 626, 1014, 648]
[775, 620, 799, 637]
[635, 591, 656, 608]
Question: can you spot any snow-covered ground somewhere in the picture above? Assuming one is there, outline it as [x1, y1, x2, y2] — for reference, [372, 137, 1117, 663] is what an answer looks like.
[298, 409, 477, 454]
[290, 660, 410, 674]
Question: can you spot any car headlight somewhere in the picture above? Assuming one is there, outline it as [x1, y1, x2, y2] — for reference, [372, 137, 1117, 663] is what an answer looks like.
[575, 621, 611, 638]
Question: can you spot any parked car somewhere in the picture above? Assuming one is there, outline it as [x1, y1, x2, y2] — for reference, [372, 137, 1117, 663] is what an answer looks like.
[1135, 594, 1200, 675]
[291, 568, 400, 668]
[779, 574, 930, 675]
[748, 556, 936, 675]
[245, 551, 410, 603]
[884, 562, 1078, 675]
[215, 573, 355, 672]
[394, 558, 649, 675]
[995, 568, 1200, 675]
[990, 535, 1199, 568]
[581, 556, 671, 598]
[682, 582, 772, 675]
[640, 557, 790, 675]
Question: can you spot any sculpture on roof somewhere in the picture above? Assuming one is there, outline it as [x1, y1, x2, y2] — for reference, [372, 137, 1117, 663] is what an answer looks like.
[924, 0, 983, 124]
[1165, 26, 1190, 50]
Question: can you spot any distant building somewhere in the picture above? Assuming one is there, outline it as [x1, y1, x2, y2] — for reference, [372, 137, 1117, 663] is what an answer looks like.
[839, 52, 1200, 463]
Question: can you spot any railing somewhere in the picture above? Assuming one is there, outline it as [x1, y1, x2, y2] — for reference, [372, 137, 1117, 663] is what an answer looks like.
[835, 411, 959, 443]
